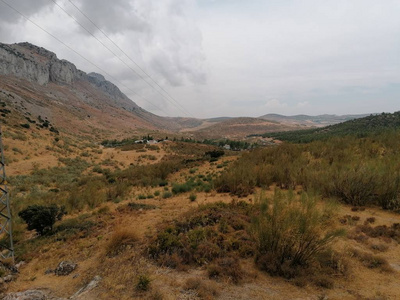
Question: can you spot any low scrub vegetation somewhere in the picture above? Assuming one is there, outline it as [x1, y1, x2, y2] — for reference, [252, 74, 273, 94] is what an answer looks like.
[148, 201, 255, 271]
[148, 191, 342, 285]
[215, 132, 400, 211]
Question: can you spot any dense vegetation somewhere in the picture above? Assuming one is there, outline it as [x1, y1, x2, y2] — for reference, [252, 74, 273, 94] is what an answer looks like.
[261, 112, 400, 143]
[216, 131, 400, 211]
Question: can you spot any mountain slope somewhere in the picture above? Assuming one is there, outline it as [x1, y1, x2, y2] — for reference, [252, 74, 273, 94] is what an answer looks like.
[0, 42, 183, 138]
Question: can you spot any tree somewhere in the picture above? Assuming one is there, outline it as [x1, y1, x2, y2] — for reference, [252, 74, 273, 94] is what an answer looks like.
[18, 205, 66, 235]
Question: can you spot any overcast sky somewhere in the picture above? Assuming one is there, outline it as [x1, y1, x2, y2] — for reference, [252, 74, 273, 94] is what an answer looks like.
[0, 0, 399, 118]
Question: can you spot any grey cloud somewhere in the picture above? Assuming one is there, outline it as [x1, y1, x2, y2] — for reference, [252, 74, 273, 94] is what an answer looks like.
[72, 0, 207, 86]
[0, 0, 51, 22]
[74, 0, 150, 34]
[0, 0, 51, 39]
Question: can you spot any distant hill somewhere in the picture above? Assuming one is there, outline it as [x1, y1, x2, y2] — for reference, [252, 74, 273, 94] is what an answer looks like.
[259, 113, 372, 127]
[187, 117, 298, 139]
[263, 112, 400, 143]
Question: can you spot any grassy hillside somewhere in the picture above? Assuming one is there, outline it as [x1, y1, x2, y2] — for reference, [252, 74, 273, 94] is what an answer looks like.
[262, 112, 400, 143]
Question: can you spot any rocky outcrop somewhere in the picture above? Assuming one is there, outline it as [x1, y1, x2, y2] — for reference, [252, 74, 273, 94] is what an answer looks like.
[87, 72, 126, 100]
[0, 42, 85, 85]
[2, 290, 47, 300]
[55, 261, 77, 276]
[2, 276, 101, 300]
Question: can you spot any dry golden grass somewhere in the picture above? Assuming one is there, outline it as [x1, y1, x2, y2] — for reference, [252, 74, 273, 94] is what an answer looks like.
[105, 227, 139, 257]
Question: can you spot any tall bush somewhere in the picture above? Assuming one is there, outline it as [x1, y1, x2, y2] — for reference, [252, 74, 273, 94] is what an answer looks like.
[252, 190, 342, 278]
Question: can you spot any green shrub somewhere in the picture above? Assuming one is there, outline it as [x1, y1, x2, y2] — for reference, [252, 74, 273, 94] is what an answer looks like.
[162, 191, 172, 199]
[189, 193, 197, 202]
[136, 274, 151, 291]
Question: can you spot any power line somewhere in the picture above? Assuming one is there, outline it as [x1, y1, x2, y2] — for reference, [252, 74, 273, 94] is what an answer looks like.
[0, 0, 169, 116]
[51, 0, 179, 115]
[66, 0, 195, 118]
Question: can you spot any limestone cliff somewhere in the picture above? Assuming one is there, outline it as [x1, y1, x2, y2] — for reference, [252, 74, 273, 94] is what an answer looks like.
[0, 42, 139, 110]
[0, 41, 185, 133]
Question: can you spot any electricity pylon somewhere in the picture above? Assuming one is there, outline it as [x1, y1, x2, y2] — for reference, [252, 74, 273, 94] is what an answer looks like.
[0, 125, 14, 262]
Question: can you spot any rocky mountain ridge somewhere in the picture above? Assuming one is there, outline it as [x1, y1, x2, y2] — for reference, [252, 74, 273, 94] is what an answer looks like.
[0, 42, 187, 136]
[0, 42, 140, 111]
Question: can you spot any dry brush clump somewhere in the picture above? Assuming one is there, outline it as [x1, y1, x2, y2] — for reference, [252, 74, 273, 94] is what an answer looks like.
[349, 248, 393, 272]
[253, 191, 344, 279]
[183, 277, 219, 299]
[105, 227, 138, 257]
[147, 201, 254, 281]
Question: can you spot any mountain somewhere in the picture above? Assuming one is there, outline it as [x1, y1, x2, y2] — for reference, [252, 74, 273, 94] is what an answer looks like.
[0, 42, 184, 138]
[259, 113, 372, 127]
[263, 111, 400, 143]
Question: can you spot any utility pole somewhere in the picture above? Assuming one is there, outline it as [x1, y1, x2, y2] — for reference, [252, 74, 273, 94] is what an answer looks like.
[0, 125, 14, 262]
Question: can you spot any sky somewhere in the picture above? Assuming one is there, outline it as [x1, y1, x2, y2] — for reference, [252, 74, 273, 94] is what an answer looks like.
[0, 0, 399, 118]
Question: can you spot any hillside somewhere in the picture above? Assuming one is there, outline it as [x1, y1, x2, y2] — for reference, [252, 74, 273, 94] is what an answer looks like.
[259, 113, 372, 127]
[262, 111, 400, 143]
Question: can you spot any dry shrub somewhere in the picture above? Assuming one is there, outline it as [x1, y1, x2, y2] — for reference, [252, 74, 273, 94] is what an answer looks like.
[356, 223, 400, 242]
[207, 256, 243, 284]
[147, 289, 164, 300]
[184, 278, 219, 299]
[370, 243, 389, 252]
[147, 201, 254, 267]
[313, 275, 335, 289]
[350, 249, 392, 272]
[315, 250, 350, 277]
[365, 217, 376, 224]
[106, 228, 138, 257]
[158, 253, 187, 271]
[339, 215, 360, 225]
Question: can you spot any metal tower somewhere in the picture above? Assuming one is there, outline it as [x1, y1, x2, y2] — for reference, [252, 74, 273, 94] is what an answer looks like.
[0, 125, 14, 262]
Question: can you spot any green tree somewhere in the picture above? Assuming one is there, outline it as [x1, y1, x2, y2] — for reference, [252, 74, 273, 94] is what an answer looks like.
[18, 205, 66, 235]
